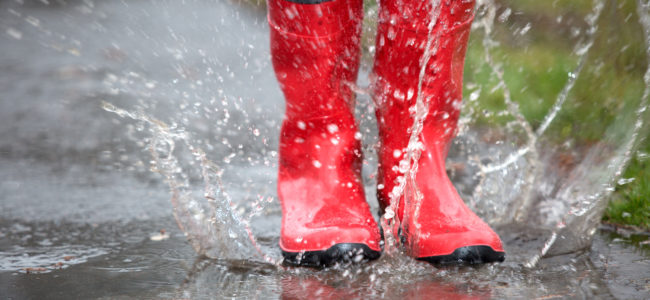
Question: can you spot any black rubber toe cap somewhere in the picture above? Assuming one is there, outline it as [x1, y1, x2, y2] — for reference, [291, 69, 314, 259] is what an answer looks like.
[418, 246, 505, 266]
[282, 243, 381, 268]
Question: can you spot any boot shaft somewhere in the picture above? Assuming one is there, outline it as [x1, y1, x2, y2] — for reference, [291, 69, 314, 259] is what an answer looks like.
[372, 1, 475, 213]
[269, 0, 363, 120]
[372, 0, 475, 136]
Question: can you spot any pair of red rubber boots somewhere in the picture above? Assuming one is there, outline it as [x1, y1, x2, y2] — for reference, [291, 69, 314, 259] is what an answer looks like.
[269, 0, 504, 267]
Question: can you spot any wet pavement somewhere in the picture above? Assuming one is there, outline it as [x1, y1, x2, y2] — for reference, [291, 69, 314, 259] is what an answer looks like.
[1, 0, 649, 299]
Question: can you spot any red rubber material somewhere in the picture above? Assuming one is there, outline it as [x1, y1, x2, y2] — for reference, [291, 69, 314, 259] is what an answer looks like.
[268, 0, 381, 257]
[372, 0, 505, 259]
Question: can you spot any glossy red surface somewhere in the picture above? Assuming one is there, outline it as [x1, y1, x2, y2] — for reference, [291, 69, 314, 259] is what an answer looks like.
[269, 0, 381, 253]
[372, 0, 504, 257]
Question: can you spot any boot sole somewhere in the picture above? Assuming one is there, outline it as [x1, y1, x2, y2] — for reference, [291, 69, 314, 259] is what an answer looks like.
[282, 243, 381, 268]
[418, 245, 505, 265]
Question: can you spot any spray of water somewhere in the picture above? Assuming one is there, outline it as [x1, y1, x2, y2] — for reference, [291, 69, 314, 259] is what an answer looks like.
[525, 0, 650, 267]
[101, 101, 276, 264]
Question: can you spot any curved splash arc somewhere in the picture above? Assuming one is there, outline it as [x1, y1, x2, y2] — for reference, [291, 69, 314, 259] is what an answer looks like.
[526, 0, 650, 265]
[473, 0, 605, 225]
[466, 0, 649, 266]
[101, 101, 276, 263]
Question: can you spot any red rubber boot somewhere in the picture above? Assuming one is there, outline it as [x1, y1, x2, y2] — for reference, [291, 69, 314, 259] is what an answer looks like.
[372, 0, 505, 264]
[268, 0, 381, 267]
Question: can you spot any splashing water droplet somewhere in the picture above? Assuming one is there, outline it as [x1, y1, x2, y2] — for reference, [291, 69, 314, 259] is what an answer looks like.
[6, 28, 22, 40]
[617, 178, 635, 185]
[312, 160, 322, 168]
[327, 124, 339, 133]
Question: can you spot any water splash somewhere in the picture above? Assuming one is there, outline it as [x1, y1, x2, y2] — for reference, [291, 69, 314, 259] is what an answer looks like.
[101, 101, 276, 264]
[3, 0, 643, 268]
[379, 0, 443, 255]
[473, 0, 541, 224]
[458, 0, 649, 266]
[526, 0, 650, 264]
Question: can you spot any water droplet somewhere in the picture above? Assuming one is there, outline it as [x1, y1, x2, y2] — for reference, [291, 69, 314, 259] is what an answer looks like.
[327, 124, 338, 133]
[398, 160, 410, 173]
[6, 28, 22, 40]
[393, 89, 405, 101]
[498, 8, 512, 23]
[617, 177, 635, 185]
[469, 90, 480, 101]
[520, 22, 532, 35]
[284, 7, 295, 20]
[384, 208, 395, 219]
[312, 160, 322, 168]
[25, 16, 40, 27]
[387, 27, 396, 40]
[297, 121, 306, 130]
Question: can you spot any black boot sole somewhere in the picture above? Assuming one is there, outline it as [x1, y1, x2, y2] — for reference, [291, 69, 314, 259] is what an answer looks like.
[282, 243, 381, 268]
[418, 245, 505, 266]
